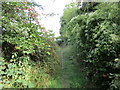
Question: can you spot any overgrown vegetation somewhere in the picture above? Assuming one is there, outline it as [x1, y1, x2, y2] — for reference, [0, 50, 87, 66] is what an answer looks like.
[0, 2, 60, 88]
[60, 2, 120, 89]
[1, 1, 120, 89]
[60, 46, 88, 88]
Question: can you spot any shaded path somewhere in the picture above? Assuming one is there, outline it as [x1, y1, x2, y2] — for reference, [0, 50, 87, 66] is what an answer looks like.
[61, 49, 69, 88]
[60, 46, 87, 88]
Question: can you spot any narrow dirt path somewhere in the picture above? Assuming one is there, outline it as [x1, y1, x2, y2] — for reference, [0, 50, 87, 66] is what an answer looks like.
[60, 46, 87, 88]
[59, 46, 96, 88]
[61, 48, 69, 88]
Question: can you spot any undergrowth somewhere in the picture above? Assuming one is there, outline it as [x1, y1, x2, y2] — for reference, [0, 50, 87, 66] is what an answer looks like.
[59, 45, 88, 88]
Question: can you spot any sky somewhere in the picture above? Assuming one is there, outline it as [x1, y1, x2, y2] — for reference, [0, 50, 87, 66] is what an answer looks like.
[34, 0, 74, 37]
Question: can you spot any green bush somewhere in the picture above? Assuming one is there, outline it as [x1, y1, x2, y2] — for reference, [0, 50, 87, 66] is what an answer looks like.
[1, 2, 60, 88]
[60, 2, 120, 89]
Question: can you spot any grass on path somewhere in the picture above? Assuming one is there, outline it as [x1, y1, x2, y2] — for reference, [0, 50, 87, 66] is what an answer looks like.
[59, 46, 88, 88]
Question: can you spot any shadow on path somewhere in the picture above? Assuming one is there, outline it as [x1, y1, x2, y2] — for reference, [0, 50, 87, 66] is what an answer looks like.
[60, 46, 87, 88]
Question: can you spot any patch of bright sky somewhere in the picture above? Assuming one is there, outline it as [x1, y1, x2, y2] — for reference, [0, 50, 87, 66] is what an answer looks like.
[34, 0, 75, 37]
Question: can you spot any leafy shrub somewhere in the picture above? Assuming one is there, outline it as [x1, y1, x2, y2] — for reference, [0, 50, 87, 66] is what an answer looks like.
[60, 2, 120, 89]
[1, 2, 60, 88]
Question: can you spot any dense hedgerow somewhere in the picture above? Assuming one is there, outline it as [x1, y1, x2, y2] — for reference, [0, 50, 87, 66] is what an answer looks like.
[0, 2, 60, 88]
[60, 2, 120, 89]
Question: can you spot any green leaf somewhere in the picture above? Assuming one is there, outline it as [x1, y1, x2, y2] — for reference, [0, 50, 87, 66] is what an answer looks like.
[0, 84, 4, 89]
